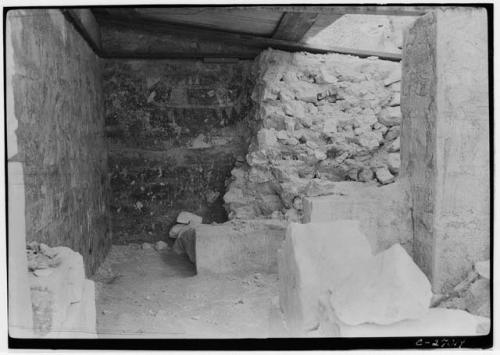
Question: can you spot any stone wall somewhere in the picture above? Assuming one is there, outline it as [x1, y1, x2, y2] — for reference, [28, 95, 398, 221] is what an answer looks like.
[224, 49, 403, 221]
[402, 8, 490, 292]
[8, 9, 111, 275]
[104, 60, 255, 243]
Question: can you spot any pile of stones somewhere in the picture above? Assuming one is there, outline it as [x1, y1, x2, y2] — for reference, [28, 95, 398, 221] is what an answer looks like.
[224, 49, 402, 220]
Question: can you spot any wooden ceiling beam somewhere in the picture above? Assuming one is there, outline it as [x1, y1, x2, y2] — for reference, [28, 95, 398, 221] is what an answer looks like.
[93, 6, 430, 17]
[95, 12, 402, 61]
[272, 12, 319, 42]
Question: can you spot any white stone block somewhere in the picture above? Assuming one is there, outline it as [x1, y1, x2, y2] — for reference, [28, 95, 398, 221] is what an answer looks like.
[329, 244, 433, 326]
[302, 181, 412, 254]
[278, 220, 373, 335]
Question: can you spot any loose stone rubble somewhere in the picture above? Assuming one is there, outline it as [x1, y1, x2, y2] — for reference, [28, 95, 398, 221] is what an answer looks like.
[224, 49, 402, 220]
[27, 242, 96, 337]
[435, 260, 491, 319]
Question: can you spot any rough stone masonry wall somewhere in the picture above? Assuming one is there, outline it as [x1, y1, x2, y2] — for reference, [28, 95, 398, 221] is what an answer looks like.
[8, 9, 111, 275]
[104, 60, 254, 243]
[224, 49, 402, 221]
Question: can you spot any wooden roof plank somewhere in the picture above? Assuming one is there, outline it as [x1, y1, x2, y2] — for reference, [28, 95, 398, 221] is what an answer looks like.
[272, 12, 319, 42]
[94, 5, 429, 17]
[97, 15, 402, 61]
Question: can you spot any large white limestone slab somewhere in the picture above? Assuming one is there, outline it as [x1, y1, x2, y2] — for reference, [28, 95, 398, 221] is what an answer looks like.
[329, 244, 433, 326]
[278, 220, 373, 335]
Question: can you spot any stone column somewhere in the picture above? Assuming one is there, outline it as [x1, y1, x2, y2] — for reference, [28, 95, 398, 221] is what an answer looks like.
[401, 8, 489, 292]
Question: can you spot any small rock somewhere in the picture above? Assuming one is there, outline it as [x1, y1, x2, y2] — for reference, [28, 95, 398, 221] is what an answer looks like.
[190, 133, 211, 149]
[358, 168, 374, 182]
[169, 224, 189, 239]
[314, 150, 327, 161]
[388, 137, 401, 152]
[354, 131, 383, 151]
[155, 241, 168, 251]
[474, 260, 490, 280]
[375, 167, 395, 185]
[378, 107, 401, 127]
[284, 138, 299, 146]
[386, 153, 401, 174]
[347, 169, 359, 181]
[276, 130, 289, 140]
[141, 242, 154, 250]
[177, 211, 203, 225]
[384, 126, 401, 141]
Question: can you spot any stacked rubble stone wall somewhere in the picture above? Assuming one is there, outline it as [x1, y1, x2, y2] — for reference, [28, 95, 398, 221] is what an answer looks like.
[8, 9, 111, 275]
[224, 49, 403, 222]
[104, 60, 255, 243]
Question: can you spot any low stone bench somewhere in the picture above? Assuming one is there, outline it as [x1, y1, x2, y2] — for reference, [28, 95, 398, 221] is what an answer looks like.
[194, 219, 286, 275]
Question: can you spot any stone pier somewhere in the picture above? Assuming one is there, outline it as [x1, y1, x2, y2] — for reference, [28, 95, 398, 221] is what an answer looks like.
[401, 8, 489, 292]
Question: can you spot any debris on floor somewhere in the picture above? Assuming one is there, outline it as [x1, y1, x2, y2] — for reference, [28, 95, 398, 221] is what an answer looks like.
[434, 260, 491, 319]
[92, 244, 285, 338]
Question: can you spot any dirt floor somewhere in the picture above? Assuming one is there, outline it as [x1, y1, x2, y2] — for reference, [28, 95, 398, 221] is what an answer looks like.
[92, 244, 288, 338]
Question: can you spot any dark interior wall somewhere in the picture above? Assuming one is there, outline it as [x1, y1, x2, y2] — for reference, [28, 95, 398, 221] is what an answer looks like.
[104, 59, 255, 244]
[8, 9, 111, 275]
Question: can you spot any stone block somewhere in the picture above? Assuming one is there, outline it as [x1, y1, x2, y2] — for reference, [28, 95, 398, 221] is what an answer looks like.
[195, 219, 286, 275]
[401, 8, 489, 292]
[278, 220, 373, 335]
[329, 244, 433, 326]
[302, 181, 412, 254]
[29, 247, 87, 336]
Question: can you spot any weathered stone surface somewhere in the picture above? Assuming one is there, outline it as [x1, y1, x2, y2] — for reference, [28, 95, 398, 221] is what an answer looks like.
[329, 244, 433, 326]
[177, 211, 203, 225]
[465, 279, 490, 318]
[338, 308, 490, 337]
[29, 247, 87, 336]
[195, 219, 286, 274]
[302, 181, 412, 254]
[48, 280, 97, 338]
[401, 8, 489, 292]
[141, 242, 154, 250]
[278, 220, 373, 335]
[9, 9, 111, 275]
